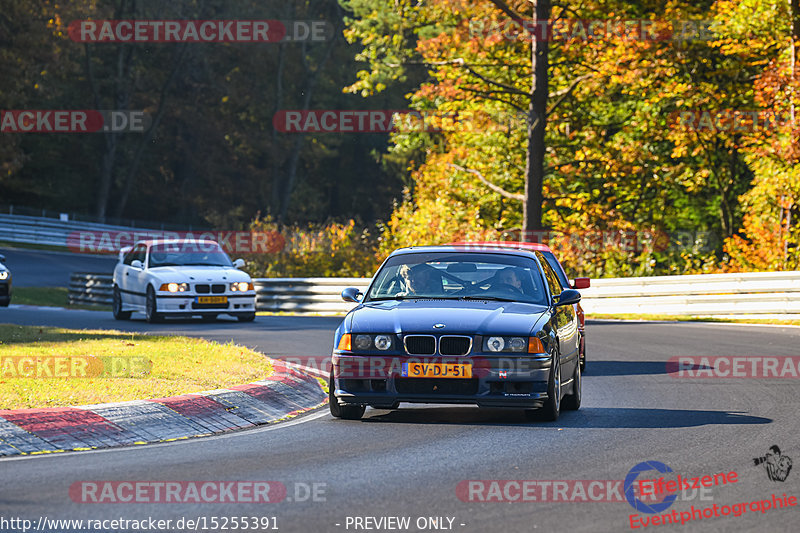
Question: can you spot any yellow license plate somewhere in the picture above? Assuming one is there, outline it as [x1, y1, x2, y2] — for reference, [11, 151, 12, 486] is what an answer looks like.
[198, 296, 228, 304]
[402, 362, 472, 378]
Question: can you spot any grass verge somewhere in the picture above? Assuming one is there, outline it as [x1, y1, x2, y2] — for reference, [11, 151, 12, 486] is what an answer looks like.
[11, 287, 109, 311]
[587, 314, 800, 326]
[0, 324, 273, 409]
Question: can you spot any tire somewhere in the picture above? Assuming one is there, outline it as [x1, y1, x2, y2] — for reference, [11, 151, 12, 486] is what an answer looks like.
[0, 299, 9, 307]
[579, 335, 586, 372]
[112, 286, 132, 320]
[329, 370, 365, 420]
[145, 286, 162, 323]
[237, 313, 256, 322]
[525, 344, 561, 422]
[562, 356, 581, 411]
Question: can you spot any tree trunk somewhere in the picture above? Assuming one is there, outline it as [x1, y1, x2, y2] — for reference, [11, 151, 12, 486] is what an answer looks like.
[522, 0, 551, 235]
[791, 0, 799, 126]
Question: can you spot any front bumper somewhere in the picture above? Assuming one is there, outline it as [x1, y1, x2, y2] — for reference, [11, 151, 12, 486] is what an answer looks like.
[332, 353, 552, 409]
[0, 279, 11, 304]
[154, 293, 256, 314]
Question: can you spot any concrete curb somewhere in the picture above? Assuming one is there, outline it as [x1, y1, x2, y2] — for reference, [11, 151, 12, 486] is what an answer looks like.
[0, 360, 328, 457]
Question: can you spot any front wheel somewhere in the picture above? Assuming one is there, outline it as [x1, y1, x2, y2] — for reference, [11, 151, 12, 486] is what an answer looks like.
[145, 286, 162, 323]
[562, 357, 581, 411]
[237, 313, 256, 322]
[329, 370, 365, 420]
[525, 344, 561, 422]
[112, 286, 132, 320]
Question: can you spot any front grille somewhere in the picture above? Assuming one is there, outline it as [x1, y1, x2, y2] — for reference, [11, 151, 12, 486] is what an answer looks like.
[195, 284, 210, 294]
[439, 335, 472, 356]
[395, 378, 478, 395]
[192, 302, 229, 309]
[212, 284, 225, 294]
[404, 335, 436, 355]
[0, 285, 7, 296]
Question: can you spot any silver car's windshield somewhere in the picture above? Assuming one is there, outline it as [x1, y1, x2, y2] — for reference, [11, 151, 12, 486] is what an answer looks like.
[148, 243, 233, 268]
[365, 252, 547, 304]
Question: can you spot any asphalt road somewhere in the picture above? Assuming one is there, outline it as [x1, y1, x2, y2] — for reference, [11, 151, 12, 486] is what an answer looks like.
[0, 308, 798, 533]
[0, 247, 117, 287]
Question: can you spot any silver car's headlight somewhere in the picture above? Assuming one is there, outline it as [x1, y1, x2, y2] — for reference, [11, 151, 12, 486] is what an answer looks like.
[159, 282, 189, 293]
[0, 271, 8, 280]
[230, 281, 252, 292]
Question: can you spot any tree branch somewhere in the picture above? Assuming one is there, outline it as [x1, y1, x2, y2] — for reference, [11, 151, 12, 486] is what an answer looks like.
[448, 163, 524, 201]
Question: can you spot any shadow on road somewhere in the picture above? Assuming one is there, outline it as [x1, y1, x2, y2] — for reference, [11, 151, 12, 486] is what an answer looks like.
[587, 360, 670, 376]
[361, 406, 771, 428]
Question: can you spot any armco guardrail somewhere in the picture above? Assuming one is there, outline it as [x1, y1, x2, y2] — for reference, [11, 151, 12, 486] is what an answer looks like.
[0, 213, 206, 249]
[577, 271, 800, 315]
[68, 274, 370, 313]
[67, 271, 800, 316]
[254, 277, 369, 313]
[68, 273, 114, 306]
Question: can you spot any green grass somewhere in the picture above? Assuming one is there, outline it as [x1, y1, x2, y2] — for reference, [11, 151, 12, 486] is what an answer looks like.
[0, 324, 274, 409]
[11, 287, 109, 311]
[587, 314, 800, 326]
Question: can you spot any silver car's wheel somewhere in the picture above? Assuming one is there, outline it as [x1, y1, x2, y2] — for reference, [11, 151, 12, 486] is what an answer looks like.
[112, 286, 132, 320]
[145, 286, 162, 323]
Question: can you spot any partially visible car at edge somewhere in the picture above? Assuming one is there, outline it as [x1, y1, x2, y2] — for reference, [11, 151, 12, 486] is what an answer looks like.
[0, 254, 11, 307]
[112, 239, 256, 322]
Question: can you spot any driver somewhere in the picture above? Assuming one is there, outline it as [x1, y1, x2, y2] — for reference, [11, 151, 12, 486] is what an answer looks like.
[399, 264, 442, 295]
[496, 267, 523, 291]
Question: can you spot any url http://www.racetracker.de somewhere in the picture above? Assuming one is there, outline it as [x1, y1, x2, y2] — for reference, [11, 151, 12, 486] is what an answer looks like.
[0, 515, 280, 532]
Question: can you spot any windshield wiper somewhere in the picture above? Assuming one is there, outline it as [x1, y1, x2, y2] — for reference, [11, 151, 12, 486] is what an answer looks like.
[459, 295, 516, 302]
[368, 295, 461, 301]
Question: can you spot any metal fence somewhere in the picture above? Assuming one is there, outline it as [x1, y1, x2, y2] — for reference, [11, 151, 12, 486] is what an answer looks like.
[68, 271, 800, 316]
[0, 213, 207, 249]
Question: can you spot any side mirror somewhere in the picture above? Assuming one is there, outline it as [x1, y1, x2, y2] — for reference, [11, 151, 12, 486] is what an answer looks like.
[554, 289, 581, 307]
[131, 260, 143, 269]
[341, 287, 363, 303]
[233, 258, 246, 269]
[0, 254, 5, 263]
[571, 277, 591, 289]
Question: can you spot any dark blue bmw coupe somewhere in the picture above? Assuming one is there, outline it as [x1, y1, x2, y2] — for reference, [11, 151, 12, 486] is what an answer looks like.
[329, 244, 582, 421]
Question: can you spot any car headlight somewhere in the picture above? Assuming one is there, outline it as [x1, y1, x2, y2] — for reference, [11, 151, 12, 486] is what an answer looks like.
[159, 282, 189, 293]
[484, 336, 529, 353]
[349, 334, 393, 351]
[230, 281, 253, 292]
[0, 271, 8, 280]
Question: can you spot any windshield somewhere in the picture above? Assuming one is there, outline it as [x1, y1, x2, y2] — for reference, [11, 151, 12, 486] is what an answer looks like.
[148, 243, 233, 268]
[365, 252, 547, 305]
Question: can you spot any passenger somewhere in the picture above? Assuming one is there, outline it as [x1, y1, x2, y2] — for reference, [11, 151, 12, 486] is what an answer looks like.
[496, 267, 523, 291]
[399, 264, 443, 295]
